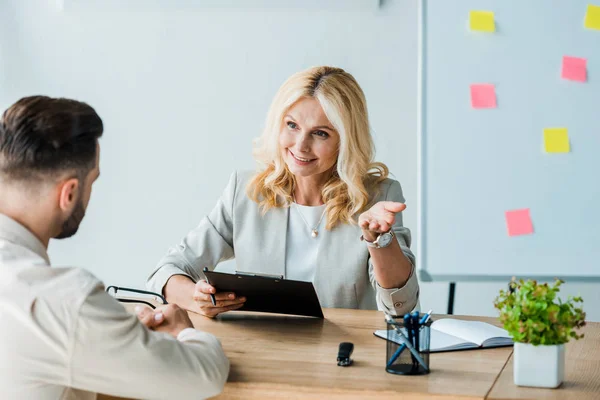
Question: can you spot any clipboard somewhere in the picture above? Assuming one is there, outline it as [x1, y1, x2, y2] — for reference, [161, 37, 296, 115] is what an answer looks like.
[203, 270, 324, 318]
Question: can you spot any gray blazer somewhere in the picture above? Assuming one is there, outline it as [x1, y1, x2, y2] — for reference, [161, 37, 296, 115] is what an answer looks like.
[147, 171, 420, 315]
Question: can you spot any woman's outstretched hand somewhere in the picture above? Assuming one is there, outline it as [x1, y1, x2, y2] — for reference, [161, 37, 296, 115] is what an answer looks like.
[358, 201, 406, 241]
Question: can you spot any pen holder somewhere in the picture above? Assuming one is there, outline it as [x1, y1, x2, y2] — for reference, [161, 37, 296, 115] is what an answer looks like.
[385, 318, 432, 375]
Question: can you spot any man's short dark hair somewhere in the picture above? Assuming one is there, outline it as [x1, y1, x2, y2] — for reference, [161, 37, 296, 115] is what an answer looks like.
[0, 96, 103, 181]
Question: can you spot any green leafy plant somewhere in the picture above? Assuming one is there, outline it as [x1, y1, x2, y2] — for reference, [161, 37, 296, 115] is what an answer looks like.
[494, 278, 586, 345]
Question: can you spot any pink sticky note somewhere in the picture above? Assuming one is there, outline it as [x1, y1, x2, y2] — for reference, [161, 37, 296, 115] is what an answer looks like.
[561, 56, 587, 82]
[505, 209, 534, 237]
[470, 84, 497, 109]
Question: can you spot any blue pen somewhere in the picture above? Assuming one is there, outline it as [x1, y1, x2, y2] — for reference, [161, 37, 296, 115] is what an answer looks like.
[386, 310, 432, 368]
[404, 313, 414, 357]
[412, 311, 421, 372]
[411, 311, 420, 353]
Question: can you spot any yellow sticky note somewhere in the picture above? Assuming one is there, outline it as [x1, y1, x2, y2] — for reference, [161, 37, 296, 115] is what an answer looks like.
[544, 128, 570, 153]
[584, 4, 600, 30]
[470, 10, 495, 32]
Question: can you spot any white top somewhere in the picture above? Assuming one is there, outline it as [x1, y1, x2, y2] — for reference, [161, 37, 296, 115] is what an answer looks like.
[0, 213, 229, 400]
[285, 203, 326, 282]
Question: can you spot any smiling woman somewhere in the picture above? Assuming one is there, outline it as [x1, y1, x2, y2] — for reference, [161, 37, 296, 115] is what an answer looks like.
[147, 66, 420, 319]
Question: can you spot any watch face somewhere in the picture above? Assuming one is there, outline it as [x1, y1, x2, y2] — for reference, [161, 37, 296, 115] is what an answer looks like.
[378, 232, 394, 248]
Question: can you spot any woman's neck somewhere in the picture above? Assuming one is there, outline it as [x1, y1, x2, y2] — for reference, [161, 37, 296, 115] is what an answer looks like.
[293, 176, 325, 206]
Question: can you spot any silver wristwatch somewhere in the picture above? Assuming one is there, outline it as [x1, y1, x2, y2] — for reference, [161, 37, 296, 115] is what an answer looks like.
[360, 229, 395, 249]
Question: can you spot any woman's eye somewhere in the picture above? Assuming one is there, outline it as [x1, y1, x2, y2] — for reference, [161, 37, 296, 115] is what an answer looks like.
[287, 121, 297, 129]
[314, 130, 329, 138]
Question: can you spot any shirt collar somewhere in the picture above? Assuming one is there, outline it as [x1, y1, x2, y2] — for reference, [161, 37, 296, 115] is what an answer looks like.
[0, 213, 51, 265]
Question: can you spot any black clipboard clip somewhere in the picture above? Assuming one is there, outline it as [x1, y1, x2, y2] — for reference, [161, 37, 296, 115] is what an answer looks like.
[235, 271, 284, 280]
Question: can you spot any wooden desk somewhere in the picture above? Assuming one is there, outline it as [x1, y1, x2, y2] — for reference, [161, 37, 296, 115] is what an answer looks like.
[99, 308, 600, 400]
[197, 309, 509, 400]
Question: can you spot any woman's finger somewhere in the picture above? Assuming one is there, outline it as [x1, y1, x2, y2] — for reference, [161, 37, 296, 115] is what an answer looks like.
[195, 280, 216, 294]
[213, 292, 238, 301]
[204, 303, 246, 318]
[384, 212, 396, 226]
[193, 289, 212, 302]
[359, 218, 371, 230]
[369, 221, 380, 232]
[199, 297, 246, 310]
[378, 222, 390, 233]
[211, 297, 246, 308]
[380, 201, 406, 213]
[194, 290, 237, 302]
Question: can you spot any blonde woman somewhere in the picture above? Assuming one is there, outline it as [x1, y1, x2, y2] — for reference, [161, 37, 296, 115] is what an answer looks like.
[147, 66, 419, 317]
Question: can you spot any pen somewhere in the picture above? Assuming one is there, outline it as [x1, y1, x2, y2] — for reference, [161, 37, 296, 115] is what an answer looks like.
[412, 311, 421, 374]
[412, 311, 420, 352]
[202, 267, 217, 306]
[385, 315, 430, 372]
[404, 313, 417, 369]
[386, 310, 432, 368]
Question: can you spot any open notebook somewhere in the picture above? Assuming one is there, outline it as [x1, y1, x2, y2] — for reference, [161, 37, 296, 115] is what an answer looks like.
[374, 318, 513, 352]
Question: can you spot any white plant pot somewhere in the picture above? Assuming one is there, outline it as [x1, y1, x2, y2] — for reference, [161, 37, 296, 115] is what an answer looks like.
[513, 342, 565, 388]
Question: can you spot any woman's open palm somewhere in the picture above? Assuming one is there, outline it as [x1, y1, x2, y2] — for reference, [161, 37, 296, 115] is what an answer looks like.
[358, 201, 406, 238]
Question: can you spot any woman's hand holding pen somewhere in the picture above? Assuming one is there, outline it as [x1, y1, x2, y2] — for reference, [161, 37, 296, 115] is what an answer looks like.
[162, 274, 246, 318]
[193, 280, 246, 318]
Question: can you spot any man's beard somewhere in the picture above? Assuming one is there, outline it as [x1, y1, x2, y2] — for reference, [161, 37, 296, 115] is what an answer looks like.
[55, 199, 86, 239]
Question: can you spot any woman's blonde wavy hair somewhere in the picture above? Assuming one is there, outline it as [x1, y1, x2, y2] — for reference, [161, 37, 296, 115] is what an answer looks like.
[247, 66, 389, 230]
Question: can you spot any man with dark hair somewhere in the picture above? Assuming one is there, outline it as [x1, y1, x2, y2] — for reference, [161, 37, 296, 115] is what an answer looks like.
[0, 96, 229, 399]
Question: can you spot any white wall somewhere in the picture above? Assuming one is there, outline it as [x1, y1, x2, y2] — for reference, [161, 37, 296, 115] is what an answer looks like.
[2, 0, 597, 320]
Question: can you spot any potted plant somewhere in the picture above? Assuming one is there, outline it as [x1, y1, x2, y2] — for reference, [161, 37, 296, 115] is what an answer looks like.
[494, 278, 586, 388]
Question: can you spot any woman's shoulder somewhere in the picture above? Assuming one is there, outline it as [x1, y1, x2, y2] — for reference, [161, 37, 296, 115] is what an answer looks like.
[229, 169, 256, 188]
[368, 176, 404, 202]
[227, 169, 260, 203]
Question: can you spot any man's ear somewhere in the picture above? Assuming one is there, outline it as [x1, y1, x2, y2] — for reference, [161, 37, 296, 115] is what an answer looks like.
[57, 177, 80, 214]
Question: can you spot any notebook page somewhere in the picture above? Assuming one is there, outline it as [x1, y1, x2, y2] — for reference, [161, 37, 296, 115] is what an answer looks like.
[432, 319, 511, 346]
[483, 337, 513, 347]
[373, 328, 476, 352]
[430, 328, 476, 351]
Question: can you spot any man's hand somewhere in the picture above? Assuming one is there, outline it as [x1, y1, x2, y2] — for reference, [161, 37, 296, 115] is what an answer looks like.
[135, 305, 164, 329]
[136, 304, 195, 338]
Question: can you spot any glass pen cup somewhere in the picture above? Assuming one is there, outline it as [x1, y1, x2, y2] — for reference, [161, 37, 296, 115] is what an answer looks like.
[385, 317, 432, 375]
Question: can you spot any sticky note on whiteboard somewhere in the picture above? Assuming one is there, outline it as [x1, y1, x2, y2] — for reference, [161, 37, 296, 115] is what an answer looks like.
[544, 128, 570, 153]
[584, 4, 600, 30]
[505, 209, 534, 237]
[561, 56, 587, 82]
[470, 84, 497, 109]
[470, 11, 495, 32]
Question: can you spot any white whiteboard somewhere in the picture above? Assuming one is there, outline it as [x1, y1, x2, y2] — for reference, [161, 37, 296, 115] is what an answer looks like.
[417, 0, 600, 282]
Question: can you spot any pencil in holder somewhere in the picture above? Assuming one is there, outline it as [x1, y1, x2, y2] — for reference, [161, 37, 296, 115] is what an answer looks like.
[385, 317, 432, 375]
